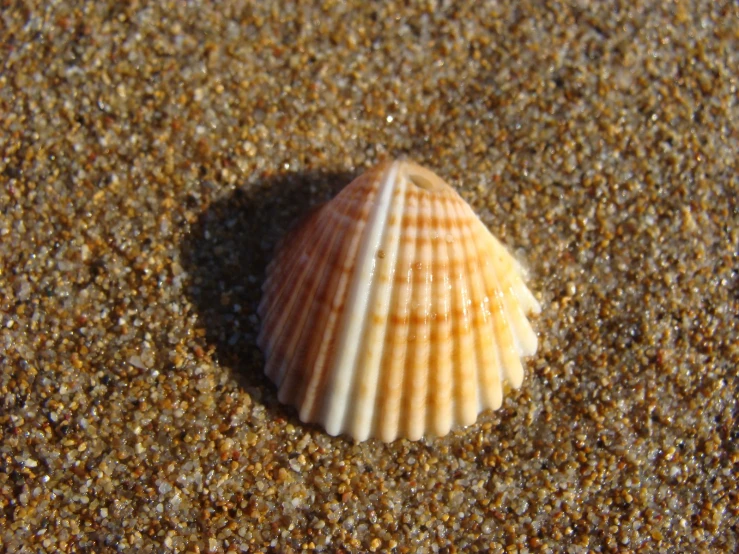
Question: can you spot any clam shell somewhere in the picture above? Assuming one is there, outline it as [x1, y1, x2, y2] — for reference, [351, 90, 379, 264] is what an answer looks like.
[257, 160, 541, 442]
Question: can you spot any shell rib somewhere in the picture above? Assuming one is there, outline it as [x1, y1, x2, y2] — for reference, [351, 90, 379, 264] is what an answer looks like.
[257, 160, 541, 442]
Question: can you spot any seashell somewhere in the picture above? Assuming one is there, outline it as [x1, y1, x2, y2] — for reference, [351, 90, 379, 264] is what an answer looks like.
[257, 160, 541, 442]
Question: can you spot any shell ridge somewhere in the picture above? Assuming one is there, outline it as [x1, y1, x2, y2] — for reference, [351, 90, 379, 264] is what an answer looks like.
[322, 162, 401, 436]
[470, 223, 505, 409]
[425, 196, 453, 437]
[494, 239, 542, 326]
[402, 191, 434, 440]
[261, 207, 331, 298]
[491, 254, 539, 357]
[259, 204, 347, 360]
[376, 183, 420, 441]
[259, 211, 326, 322]
[259, 221, 335, 370]
[480, 259, 505, 410]
[495, 271, 538, 359]
[478, 226, 525, 389]
[259, 202, 340, 331]
[261, 196, 353, 301]
[462, 214, 511, 405]
[262, 197, 364, 392]
[447, 215, 473, 425]
[434, 195, 466, 430]
[269, 219, 352, 390]
[266, 198, 370, 380]
[348, 172, 409, 441]
[455, 201, 494, 416]
[476, 254, 511, 389]
[449, 199, 481, 426]
[464, 212, 506, 409]
[293, 187, 379, 423]
[474, 218, 538, 358]
[262, 205, 325, 293]
[398, 227, 422, 439]
[487, 233, 541, 315]
[434, 195, 456, 435]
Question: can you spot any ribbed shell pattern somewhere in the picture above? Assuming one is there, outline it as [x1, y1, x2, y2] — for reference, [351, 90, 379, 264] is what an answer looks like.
[257, 160, 541, 442]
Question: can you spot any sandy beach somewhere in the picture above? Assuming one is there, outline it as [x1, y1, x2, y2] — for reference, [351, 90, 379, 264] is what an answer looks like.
[1, 1, 737, 552]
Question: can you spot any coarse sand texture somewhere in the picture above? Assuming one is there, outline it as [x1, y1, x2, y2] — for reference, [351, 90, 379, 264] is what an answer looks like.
[1, 1, 737, 552]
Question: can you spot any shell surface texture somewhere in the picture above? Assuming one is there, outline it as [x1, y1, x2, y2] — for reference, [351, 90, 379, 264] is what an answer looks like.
[257, 160, 541, 442]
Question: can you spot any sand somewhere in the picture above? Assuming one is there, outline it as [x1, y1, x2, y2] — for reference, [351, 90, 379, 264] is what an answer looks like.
[1, 1, 737, 552]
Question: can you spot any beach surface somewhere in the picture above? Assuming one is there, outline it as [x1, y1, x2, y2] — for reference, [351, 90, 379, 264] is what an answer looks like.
[1, 1, 737, 552]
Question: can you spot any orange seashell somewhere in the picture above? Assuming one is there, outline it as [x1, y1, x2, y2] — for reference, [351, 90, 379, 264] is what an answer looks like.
[258, 160, 541, 442]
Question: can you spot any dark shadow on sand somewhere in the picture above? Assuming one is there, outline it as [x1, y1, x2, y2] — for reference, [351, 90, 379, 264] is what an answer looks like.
[180, 170, 355, 415]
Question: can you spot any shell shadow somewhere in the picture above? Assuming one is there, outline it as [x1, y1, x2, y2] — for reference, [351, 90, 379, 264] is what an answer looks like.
[180, 170, 355, 414]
